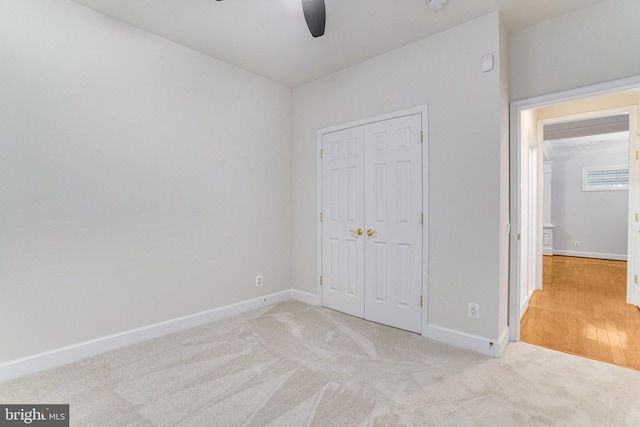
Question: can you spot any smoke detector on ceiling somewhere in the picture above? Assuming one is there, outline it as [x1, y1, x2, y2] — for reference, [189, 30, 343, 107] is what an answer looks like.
[428, 0, 447, 10]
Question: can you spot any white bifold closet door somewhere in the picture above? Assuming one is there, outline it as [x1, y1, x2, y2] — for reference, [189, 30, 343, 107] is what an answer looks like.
[321, 113, 423, 333]
[630, 129, 640, 307]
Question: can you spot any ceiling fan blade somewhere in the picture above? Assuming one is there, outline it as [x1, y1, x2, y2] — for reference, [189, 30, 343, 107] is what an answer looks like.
[301, 0, 326, 38]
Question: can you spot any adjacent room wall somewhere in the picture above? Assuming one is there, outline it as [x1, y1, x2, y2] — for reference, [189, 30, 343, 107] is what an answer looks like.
[509, 0, 640, 101]
[0, 0, 293, 363]
[551, 149, 629, 259]
[292, 13, 509, 346]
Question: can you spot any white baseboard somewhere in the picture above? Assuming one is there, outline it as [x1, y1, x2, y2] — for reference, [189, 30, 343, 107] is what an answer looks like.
[4, 287, 518, 382]
[424, 324, 509, 358]
[520, 297, 529, 319]
[553, 250, 627, 261]
[542, 248, 553, 256]
[290, 289, 319, 306]
[520, 289, 536, 320]
[496, 328, 510, 356]
[0, 290, 299, 384]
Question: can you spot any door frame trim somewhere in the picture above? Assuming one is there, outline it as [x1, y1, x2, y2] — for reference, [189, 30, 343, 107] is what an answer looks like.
[509, 75, 640, 342]
[316, 105, 429, 332]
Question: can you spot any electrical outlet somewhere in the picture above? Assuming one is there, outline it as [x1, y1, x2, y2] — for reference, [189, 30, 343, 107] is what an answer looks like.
[255, 275, 263, 287]
[574, 241, 580, 247]
[468, 303, 480, 319]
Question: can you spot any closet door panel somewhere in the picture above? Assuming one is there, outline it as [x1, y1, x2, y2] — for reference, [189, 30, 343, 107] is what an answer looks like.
[364, 114, 423, 333]
[321, 127, 365, 317]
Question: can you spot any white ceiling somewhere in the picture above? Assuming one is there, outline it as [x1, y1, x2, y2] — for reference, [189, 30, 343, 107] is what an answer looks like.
[71, 0, 608, 88]
[543, 113, 630, 160]
[544, 131, 629, 160]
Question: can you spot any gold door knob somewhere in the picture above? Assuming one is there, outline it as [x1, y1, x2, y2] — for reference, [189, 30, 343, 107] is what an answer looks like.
[349, 228, 363, 236]
[366, 229, 376, 237]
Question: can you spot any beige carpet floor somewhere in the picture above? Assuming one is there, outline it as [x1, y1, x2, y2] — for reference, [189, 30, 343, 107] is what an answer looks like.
[2, 300, 640, 426]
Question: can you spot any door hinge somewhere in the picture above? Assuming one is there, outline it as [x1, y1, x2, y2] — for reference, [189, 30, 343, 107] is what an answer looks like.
[636, 213, 639, 222]
[320, 148, 323, 159]
[517, 233, 521, 241]
[320, 212, 323, 222]
[636, 150, 639, 160]
[635, 274, 638, 285]
[420, 213, 424, 224]
[320, 276, 323, 286]
[420, 295, 423, 307]
[420, 131, 423, 143]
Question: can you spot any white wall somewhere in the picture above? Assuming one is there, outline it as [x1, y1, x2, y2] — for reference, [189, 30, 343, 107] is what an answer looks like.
[0, 0, 293, 363]
[497, 18, 510, 341]
[292, 13, 509, 344]
[509, 0, 640, 101]
[551, 150, 629, 258]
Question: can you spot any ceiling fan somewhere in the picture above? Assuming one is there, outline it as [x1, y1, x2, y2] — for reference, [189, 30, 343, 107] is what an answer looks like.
[216, 0, 326, 38]
[301, 0, 326, 38]
[217, 0, 446, 38]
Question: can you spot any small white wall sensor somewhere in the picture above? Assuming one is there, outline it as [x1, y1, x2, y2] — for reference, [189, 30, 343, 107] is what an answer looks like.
[481, 54, 494, 72]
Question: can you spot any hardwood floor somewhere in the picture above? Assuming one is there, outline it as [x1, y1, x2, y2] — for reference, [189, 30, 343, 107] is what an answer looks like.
[521, 255, 640, 371]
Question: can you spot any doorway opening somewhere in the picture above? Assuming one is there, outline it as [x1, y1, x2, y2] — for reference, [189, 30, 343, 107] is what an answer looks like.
[509, 76, 640, 369]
